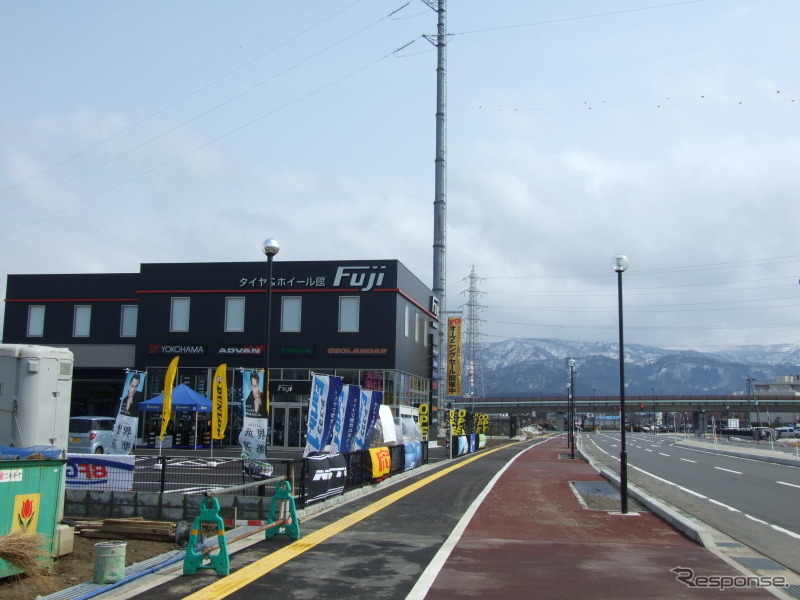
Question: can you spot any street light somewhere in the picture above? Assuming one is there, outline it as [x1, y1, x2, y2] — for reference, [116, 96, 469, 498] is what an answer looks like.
[612, 253, 629, 514]
[262, 238, 280, 421]
[569, 359, 576, 459]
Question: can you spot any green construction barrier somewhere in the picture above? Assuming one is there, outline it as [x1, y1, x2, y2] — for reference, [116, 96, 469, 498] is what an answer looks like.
[0, 458, 66, 578]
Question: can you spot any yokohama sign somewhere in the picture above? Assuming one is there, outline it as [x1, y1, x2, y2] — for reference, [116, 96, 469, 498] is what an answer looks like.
[147, 344, 207, 355]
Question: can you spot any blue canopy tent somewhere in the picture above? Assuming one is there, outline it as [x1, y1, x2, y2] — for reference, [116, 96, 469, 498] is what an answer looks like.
[140, 384, 212, 449]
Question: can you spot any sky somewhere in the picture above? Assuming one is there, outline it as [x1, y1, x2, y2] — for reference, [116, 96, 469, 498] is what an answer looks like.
[2, 0, 800, 352]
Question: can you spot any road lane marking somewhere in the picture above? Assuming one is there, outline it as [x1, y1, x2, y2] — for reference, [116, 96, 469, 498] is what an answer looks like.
[777, 481, 800, 489]
[770, 524, 800, 539]
[659, 453, 670, 457]
[713, 467, 742, 475]
[407, 442, 541, 599]
[180, 442, 523, 600]
[585, 438, 800, 544]
[708, 498, 740, 512]
[676, 485, 706, 499]
[745, 514, 769, 525]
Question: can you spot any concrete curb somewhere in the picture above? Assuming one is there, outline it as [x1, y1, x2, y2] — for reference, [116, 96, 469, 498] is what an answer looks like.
[578, 438, 797, 600]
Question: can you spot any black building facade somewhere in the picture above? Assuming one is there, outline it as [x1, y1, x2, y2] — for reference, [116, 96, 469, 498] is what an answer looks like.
[3, 259, 440, 449]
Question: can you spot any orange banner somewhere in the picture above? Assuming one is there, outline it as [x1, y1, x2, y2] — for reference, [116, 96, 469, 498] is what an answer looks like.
[369, 447, 391, 479]
[447, 317, 462, 396]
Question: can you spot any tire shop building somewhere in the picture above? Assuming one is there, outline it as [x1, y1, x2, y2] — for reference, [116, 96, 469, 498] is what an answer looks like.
[2, 259, 440, 449]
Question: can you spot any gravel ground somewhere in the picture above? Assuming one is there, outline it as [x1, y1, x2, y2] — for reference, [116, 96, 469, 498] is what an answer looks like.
[0, 533, 176, 600]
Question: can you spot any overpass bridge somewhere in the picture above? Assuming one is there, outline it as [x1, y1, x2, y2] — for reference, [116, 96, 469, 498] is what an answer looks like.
[448, 395, 800, 416]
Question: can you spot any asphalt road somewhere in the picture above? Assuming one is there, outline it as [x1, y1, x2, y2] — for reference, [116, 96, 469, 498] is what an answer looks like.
[583, 432, 800, 574]
[119, 442, 535, 600]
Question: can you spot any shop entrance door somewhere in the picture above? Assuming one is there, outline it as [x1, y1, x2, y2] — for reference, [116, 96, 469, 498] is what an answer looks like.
[287, 406, 305, 448]
[271, 407, 286, 447]
[269, 405, 305, 448]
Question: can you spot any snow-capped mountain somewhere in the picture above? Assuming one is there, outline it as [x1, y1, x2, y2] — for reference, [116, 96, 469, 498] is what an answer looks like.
[472, 338, 800, 397]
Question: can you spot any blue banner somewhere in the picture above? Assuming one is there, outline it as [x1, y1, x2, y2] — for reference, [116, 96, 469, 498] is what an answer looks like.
[353, 389, 383, 450]
[304, 374, 343, 456]
[322, 376, 343, 451]
[330, 384, 360, 454]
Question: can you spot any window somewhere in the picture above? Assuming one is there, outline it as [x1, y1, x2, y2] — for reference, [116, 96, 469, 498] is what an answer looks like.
[339, 296, 359, 332]
[424, 319, 429, 347]
[225, 297, 245, 332]
[120, 305, 138, 337]
[27, 305, 45, 337]
[404, 304, 410, 337]
[170, 297, 190, 332]
[414, 311, 420, 343]
[281, 297, 302, 332]
[73, 305, 91, 337]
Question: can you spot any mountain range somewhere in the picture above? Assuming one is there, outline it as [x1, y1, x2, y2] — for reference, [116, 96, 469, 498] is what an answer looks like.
[471, 338, 800, 397]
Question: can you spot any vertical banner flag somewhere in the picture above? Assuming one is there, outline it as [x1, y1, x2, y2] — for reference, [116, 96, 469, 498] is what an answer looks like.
[160, 356, 179, 441]
[303, 374, 343, 456]
[240, 370, 269, 462]
[447, 317, 463, 396]
[330, 384, 361, 454]
[305, 374, 329, 456]
[353, 389, 383, 450]
[211, 364, 228, 440]
[110, 371, 145, 454]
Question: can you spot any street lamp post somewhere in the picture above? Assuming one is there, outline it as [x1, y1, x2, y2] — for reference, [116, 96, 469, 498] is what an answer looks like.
[569, 359, 576, 459]
[612, 253, 629, 514]
[262, 238, 280, 421]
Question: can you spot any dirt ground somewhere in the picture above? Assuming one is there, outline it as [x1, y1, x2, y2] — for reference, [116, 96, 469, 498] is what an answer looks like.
[0, 533, 177, 600]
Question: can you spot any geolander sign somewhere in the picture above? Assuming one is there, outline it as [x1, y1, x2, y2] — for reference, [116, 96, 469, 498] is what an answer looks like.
[327, 348, 388, 355]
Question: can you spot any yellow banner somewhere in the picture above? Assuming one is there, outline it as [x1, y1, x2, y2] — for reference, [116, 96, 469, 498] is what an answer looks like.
[211, 364, 228, 440]
[369, 447, 391, 479]
[447, 317, 462, 396]
[160, 356, 179, 441]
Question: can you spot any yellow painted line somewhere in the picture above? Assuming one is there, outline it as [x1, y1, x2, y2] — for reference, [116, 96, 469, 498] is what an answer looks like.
[182, 444, 516, 600]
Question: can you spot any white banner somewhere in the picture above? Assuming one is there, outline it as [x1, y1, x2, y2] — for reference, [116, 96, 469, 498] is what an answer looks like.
[111, 371, 145, 454]
[239, 370, 268, 461]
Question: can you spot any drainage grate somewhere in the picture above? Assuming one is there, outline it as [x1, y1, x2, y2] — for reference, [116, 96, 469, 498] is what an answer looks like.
[735, 556, 786, 571]
[784, 584, 800, 599]
[570, 480, 647, 512]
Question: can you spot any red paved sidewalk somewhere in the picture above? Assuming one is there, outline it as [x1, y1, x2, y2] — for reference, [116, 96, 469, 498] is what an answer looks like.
[423, 436, 776, 599]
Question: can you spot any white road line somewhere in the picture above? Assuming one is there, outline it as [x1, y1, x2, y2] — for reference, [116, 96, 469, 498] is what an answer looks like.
[770, 524, 800, 540]
[676, 485, 707, 499]
[745, 514, 769, 525]
[659, 453, 670, 457]
[405, 442, 536, 600]
[680, 458, 696, 463]
[708, 498, 741, 512]
[645, 448, 653, 452]
[777, 481, 800, 489]
[713, 467, 742, 475]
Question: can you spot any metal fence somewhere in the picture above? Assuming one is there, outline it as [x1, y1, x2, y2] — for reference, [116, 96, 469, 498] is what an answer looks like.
[118, 443, 428, 507]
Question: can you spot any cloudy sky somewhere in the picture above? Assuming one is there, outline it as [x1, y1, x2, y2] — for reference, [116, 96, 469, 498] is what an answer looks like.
[2, 0, 799, 352]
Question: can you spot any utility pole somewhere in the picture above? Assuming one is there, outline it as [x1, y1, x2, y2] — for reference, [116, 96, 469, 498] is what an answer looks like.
[424, 0, 448, 432]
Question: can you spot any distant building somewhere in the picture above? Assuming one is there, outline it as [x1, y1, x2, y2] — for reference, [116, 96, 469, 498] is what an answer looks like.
[752, 375, 800, 396]
[3, 259, 440, 448]
[751, 375, 799, 427]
